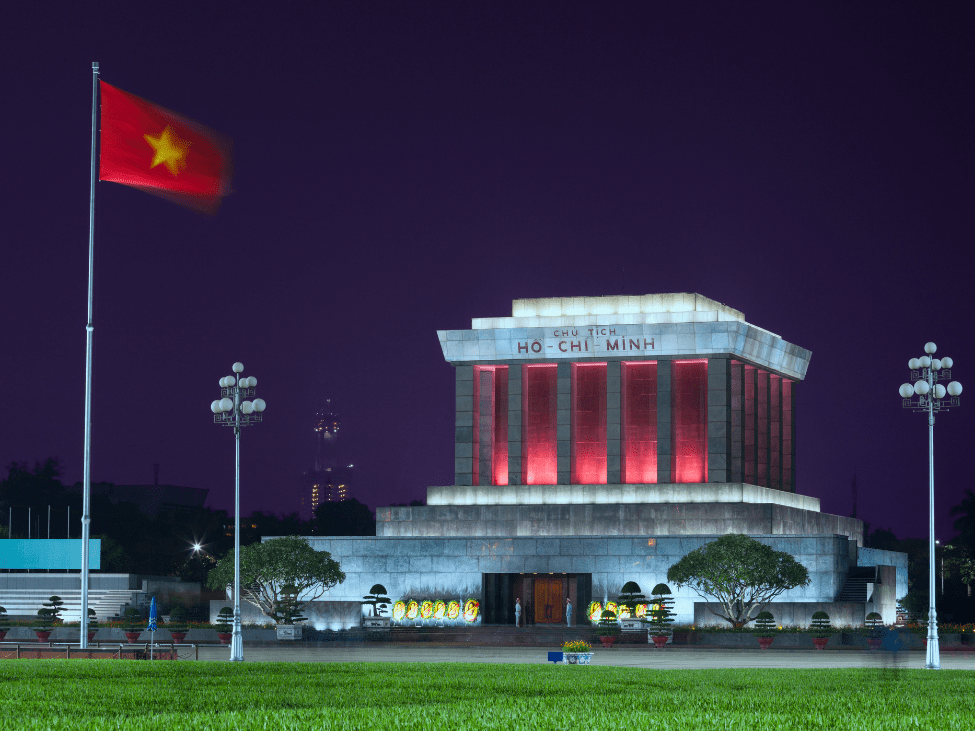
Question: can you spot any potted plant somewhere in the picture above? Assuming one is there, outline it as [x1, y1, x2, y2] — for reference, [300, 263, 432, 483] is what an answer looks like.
[597, 608, 620, 648]
[274, 585, 307, 640]
[43, 596, 65, 625]
[0, 605, 8, 642]
[646, 584, 676, 648]
[215, 607, 234, 644]
[616, 581, 647, 632]
[809, 610, 833, 650]
[754, 611, 776, 649]
[864, 612, 883, 650]
[361, 584, 392, 630]
[86, 608, 98, 643]
[123, 607, 143, 643]
[168, 604, 188, 643]
[561, 639, 594, 665]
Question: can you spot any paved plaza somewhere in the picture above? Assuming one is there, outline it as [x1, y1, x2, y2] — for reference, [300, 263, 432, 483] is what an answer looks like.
[196, 643, 975, 670]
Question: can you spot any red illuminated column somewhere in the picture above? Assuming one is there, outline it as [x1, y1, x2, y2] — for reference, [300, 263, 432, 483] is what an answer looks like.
[782, 379, 794, 492]
[522, 364, 557, 485]
[672, 360, 708, 483]
[571, 363, 607, 484]
[730, 361, 744, 482]
[621, 361, 657, 484]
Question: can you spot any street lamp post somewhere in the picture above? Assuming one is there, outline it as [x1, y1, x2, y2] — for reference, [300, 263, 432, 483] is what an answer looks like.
[899, 342, 962, 670]
[211, 362, 266, 662]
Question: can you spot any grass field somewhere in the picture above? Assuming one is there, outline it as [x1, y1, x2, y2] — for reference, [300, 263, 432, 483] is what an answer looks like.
[1, 661, 973, 730]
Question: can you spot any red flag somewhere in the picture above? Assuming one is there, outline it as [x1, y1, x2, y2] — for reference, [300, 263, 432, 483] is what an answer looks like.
[98, 81, 232, 213]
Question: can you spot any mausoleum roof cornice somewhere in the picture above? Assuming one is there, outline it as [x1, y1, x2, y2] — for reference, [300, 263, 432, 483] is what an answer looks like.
[437, 293, 812, 380]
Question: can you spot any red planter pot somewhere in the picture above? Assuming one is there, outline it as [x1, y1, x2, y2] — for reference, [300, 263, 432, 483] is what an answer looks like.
[170, 631, 187, 643]
[650, 635, 669, 648]
[0, 629, 7, 642]
[757, 636, 775, 650]
[124, 631, 142, 643]
[811, 636, 829, 650]
[87, 631, 97, 642]
[34, 630, 53, 642]
[217, 632, 232, 645]
[598, 636, 617, 648]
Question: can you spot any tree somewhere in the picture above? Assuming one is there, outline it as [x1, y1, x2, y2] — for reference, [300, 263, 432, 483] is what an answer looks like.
[206, 536, 345, 623]
[666, 534, 810, 628]
[951, 489, 975, 549]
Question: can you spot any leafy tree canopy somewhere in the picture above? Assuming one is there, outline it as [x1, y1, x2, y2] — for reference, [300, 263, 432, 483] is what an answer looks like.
[666, 534, 810, 628]
[207, 536, 345, 623]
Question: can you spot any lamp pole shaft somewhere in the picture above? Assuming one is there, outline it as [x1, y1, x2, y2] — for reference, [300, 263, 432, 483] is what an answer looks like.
[926, 367, 940, 669]
[231, 403, 244, 662]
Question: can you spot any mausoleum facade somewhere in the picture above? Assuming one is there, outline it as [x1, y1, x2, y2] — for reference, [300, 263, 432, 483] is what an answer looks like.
[292, 294, 907, 630]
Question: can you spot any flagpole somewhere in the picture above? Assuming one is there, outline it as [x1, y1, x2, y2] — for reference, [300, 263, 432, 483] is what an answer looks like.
[80, 61, 99, 650]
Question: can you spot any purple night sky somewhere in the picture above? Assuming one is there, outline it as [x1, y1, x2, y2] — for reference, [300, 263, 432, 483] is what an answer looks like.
[4, 3, 972, 542]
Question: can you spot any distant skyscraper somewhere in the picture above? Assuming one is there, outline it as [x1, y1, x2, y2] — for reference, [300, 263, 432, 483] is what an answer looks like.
[299, 399, 353, 521]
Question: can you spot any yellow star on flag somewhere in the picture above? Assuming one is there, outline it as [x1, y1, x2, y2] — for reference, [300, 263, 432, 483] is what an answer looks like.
[144, 125, 192, 176]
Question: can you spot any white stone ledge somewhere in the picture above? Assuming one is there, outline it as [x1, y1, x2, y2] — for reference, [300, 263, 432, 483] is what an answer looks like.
[427, 483, 820, 512]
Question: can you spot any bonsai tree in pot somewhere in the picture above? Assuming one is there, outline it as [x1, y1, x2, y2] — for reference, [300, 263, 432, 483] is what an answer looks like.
[864, 612, 884, 650]
[123, 607, 143, 643]
[616, 581, 647, 632]
[215, 607, 234, 644]
[754, 610, 777, 649]
[35, 597, 64, 642]
[361, 583, 392, 627]
[168, 604, 188, 643]
[597, 608, 620, 648]
[809, 610, 833, 650]
[646, 586, 677, 648]
[86, 608, 98, 643]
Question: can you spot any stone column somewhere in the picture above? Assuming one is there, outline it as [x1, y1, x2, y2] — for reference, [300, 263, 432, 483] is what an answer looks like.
[454, 365, 474, 486]
[557, 362, 571, 484]
[478, 368, 495, 486]
[656, 360, 672, 483]
[606, 361, 621, 484]
[707, 357, 730, 483]
[508, 365, 523, 486]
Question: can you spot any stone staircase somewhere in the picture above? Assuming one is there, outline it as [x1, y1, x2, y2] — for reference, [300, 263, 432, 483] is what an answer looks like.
[835, 566, 877, 603]
[0, 588, 145, 621]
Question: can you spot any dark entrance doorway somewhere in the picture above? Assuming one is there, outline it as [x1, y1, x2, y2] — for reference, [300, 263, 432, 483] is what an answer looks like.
[482, 573, 591, 625]
[534, 577, 564, 624]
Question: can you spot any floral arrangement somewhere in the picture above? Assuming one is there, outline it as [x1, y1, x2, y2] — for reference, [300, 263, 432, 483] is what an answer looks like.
[604, 601, 618, 616]
[562, 640, 591, 653]
[446, 601, 460, 620]
[587, 602, 602, 623]
[463, 599, 479, 623]
[634, 603, 648, 619]
[392, 601, 407, 621]
[420, 601, 434, 619]
[433, 601, 446, 620]
[617, 605, 631, 619]
[405, 601, 419, 621]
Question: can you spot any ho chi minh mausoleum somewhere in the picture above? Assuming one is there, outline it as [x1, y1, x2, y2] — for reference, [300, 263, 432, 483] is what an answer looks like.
[283, 294, 907, 630]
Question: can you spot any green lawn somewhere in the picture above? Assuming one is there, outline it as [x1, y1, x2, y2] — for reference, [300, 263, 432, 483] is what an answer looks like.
[1, 661, 972, 730]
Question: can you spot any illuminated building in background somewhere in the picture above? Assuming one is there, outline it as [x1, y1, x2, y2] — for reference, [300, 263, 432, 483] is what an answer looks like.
[299, 400, 353, 521]
[293, 294, 906, 633]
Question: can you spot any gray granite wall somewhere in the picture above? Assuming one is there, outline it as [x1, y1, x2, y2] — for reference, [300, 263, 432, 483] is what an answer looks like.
[556, 363, 570, 484]
[507, 365, 522, 485]
[656, 361, 672, 483]
[377, 502, 863, 544]
[302, 534, 877, 627]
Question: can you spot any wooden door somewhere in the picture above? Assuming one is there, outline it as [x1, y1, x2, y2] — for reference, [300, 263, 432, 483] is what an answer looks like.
[534, 578, 564, 624]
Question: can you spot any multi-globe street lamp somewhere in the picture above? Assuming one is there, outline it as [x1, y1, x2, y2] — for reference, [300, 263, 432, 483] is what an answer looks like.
[899, 342, 962, 670]
[211, 362, 266, 662]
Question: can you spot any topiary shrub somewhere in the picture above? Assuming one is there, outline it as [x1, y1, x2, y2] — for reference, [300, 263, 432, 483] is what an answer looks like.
[864, 611, 883, 639]
[123, 607, 142, 631]
[809, 611, 833, 638]
[754, 611, 776, 637]
[215, 607, 234, 632]
[616, 581, 646, 619]
[598, 608, 620, 636]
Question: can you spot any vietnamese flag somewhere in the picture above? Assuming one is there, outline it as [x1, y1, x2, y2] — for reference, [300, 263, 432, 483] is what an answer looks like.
[98, 81, 232, 213]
